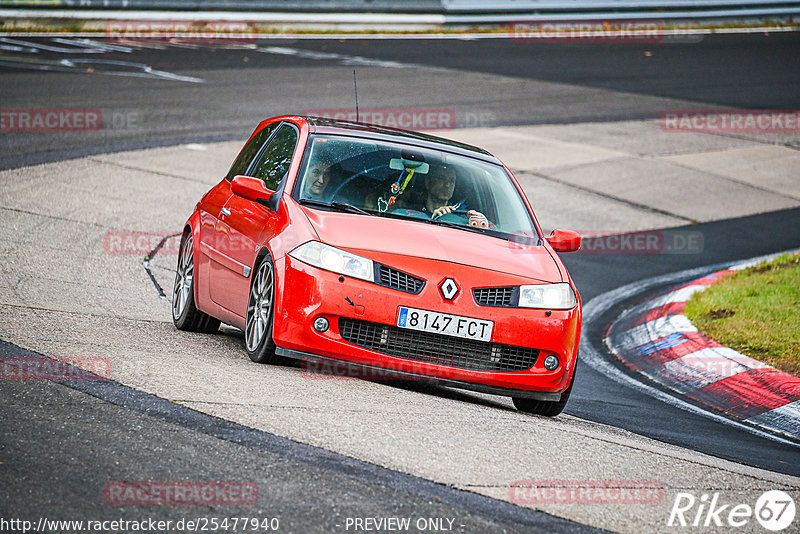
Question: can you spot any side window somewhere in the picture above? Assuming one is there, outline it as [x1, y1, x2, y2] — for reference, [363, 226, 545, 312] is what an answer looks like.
[225, 122, 279, 181]
[248, 124, 299, 191]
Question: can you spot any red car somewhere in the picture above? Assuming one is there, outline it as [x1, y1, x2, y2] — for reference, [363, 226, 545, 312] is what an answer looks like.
[173, 116, 582, 416]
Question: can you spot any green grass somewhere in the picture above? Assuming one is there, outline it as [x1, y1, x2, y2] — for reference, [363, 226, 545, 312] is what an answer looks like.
[684, 253, 800, 377]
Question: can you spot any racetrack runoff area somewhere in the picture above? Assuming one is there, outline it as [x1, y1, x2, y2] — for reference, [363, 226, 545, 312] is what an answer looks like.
[1, 116, 798, 532]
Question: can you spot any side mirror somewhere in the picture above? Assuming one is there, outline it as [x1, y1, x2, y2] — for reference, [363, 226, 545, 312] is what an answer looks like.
[231, 175, 275, 208]
[546, 229, 581, 253]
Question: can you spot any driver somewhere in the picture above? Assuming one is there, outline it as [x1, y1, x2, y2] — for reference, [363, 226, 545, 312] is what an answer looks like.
[418, 164, 464, 218]
[409, 164, 491, 229]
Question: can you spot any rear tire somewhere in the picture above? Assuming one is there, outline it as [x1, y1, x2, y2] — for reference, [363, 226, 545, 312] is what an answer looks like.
[513, 366, 576, 417]
[172, 232, 220, 334]
[245, 253, 278, 364]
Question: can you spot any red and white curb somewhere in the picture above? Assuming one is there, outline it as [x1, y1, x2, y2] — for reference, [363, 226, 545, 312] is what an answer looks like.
[605, 256, 800, 441]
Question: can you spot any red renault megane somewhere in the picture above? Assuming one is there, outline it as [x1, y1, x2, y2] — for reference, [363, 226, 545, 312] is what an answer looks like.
[173, 116, 582, 416]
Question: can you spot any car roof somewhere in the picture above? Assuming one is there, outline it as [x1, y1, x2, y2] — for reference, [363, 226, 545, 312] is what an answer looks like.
[303, 116, 499, 164]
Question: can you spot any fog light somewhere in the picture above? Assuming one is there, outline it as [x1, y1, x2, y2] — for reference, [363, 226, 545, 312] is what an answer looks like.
[313, 317, 329, 333]
[543, 355, 559, 371]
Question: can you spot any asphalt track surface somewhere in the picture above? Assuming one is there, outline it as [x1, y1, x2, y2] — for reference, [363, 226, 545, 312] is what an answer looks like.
[2, 32, 799, 170]
[0, 340, 594, 533]
[1, 33, 799, 530]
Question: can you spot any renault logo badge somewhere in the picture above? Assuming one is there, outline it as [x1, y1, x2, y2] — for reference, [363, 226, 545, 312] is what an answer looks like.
[439, 278, 459, 301]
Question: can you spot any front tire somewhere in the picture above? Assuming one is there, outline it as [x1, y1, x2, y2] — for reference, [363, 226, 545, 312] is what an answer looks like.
[245, 253, 278, 364]
[513, 366, 576, 417]
[172, 232, 220, 334]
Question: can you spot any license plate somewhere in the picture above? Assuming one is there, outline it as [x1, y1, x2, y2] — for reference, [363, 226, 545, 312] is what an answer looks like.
[397, 307, 493, 342]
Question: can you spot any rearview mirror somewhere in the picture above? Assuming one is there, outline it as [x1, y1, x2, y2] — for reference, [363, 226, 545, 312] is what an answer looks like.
[231, 175, 275, 208]
[546, 229, 581, 253]
[389, 158, 429, 174]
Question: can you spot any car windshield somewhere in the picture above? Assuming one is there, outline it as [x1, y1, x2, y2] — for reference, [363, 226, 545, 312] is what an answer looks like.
[294, 134, 540, 243]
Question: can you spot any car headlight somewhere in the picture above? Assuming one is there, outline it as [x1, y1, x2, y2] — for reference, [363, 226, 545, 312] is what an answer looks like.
[518, 283, 576, 309]
[289, 241, 375, 282]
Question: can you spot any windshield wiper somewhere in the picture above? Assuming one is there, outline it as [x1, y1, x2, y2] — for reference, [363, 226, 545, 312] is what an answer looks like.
[372, 209, 486, 235]
[298, 198, 371, 215]
[424, 218, 487, 235]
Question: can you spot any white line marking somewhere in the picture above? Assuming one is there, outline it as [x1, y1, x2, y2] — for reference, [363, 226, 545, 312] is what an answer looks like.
[747, 401, 800, 436]
[0, 36, 103, 53]
[51, 37, 133, 53]
[139, 64, 205, 83]
[0, 56, 204, 83]
[112, 39, 168, 50]
[258, 45, 426, 69]
[730, 257, 771, 270]
[615, 284, 705, 322]
[659, 284, 709, 303]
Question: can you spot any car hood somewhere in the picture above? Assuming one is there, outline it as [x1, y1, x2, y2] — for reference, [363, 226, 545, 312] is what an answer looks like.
[300, 208, 563, 283]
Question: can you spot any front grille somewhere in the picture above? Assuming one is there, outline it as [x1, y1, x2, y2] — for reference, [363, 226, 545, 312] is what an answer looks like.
[473, 287, 516, 307]
[339, 318, 538, 372]
[377, 264, 425, 294]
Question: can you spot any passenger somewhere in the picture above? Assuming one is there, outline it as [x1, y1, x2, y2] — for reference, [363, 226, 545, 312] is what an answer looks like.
[303, 155, 336, 201]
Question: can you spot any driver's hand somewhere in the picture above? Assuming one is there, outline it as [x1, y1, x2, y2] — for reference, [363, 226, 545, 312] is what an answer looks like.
[432, 205, 458, 218]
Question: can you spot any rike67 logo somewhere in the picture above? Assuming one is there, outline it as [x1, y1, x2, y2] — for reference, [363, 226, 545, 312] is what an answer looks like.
[668, 490, 796, 531]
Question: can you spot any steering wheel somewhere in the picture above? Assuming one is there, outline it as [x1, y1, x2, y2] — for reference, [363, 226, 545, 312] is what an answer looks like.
[432, 209, 469, 219]
[433, 210, 470, 223]
[434, 209, 495, 230]
[328, 164, 389, 201]
[389, 208, 429, 220]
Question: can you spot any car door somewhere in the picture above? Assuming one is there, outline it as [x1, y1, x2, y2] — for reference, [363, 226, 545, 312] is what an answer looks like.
[200, 121, 279, 310]
[210, 122, 300, 316]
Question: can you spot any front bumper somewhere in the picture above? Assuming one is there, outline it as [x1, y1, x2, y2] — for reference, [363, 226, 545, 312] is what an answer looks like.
[272, 255, 581, 395]
[276, 347, 563, 401]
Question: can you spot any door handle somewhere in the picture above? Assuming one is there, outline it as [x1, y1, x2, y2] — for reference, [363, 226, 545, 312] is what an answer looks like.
[220, 207, 231, 217]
